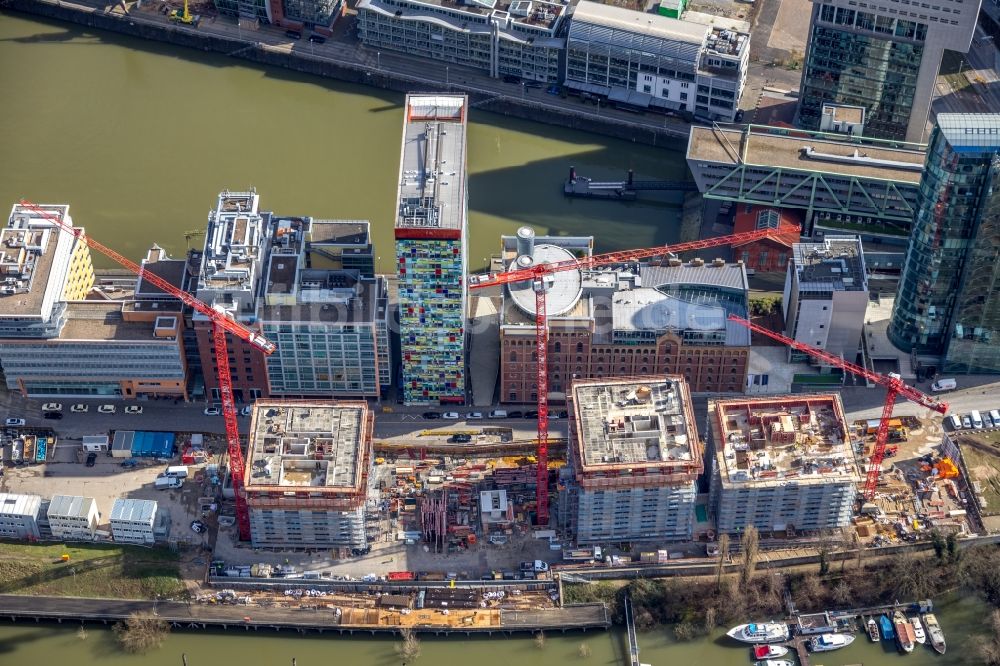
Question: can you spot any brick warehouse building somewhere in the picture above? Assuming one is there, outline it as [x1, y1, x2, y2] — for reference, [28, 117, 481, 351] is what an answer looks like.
[499, 229, 751, 403]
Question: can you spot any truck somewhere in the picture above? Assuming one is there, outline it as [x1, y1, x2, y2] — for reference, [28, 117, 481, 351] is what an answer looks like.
[155, 476, 183, 490]
[931, 378, 957, 392]
[164, 465, 189, 478]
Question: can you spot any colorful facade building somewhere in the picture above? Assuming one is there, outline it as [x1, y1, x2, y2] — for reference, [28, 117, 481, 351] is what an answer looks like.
[395, 95, 469, 405]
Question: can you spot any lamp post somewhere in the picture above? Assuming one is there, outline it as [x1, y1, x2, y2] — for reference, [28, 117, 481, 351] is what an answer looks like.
[446, 66, 450, 86]
[377, 51, 381, 70]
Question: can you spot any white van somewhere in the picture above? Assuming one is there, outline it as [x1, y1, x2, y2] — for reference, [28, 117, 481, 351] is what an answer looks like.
[949, 414, 963, 430]
[164, 465, 189, 479]
[990, 410, 1000, 427]
[971, 410, 984, 429]
[488, 410, 508, 419]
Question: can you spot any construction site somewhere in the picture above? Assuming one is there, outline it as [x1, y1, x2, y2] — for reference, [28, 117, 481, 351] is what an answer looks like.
[242, 400, 374, 551]
[709, 394, 863, 535]
[562, 376, 703, 545]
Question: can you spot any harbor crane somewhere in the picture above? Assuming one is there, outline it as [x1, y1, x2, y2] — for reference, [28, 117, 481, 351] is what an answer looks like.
[727, 314, 948, 500]
[470, 225, 800, 524]
[17, 199, 275, 540]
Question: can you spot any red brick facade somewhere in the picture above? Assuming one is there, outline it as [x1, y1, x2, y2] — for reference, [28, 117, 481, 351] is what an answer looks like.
[501, 327, 748, 404]
[195, 320, 270, 403]
[732, 205, 799, 273]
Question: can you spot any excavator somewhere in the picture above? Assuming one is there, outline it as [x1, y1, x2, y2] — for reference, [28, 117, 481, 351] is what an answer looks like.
[169, 0, 199, 25]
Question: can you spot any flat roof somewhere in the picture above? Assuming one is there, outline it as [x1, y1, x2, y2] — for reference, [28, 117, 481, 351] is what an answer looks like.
[0, 492, 42, 518]
[711, 394, 862, 488]
[571, 376, 701, 481]
[937, 113, 1000, 152]
[136, 255, 186, 299]
[395, 95, 468, 234]
[47, 494, 96, 519]
[310, 220, 371, 247]
[110, 498, 157, 523]
[58, 303, 168, 342]
[571, 1, 707, 45]
[245, 401, 372, 496]
[0, 205, 72, 318]
[687, 125, 925, 183]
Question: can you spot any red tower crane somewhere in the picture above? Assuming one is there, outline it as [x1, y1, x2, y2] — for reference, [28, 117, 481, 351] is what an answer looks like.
[17, 200, 275, 540]
[727, 314, 948, 500]
[470, 225, 800, 524]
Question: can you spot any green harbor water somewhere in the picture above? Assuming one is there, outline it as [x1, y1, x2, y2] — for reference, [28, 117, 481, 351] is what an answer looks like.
[0, 11, 689, 272]
[0, 593, 991, 665]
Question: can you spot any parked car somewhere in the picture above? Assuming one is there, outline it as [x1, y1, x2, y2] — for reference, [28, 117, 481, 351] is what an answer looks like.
[71, 403, 89, 413]
[204, 406, 221, 416]
[5, 418, 25, 427]
[308, 34, 326, 44]
[422, 411, 442, 420]
[121, 459, 139, 468]
[442, 412, 461, 419]
[466, 412, 483, 420]
[98, 404, 116, 414]
[506, 410, 523, 419]
[41, 402, 62, 412]
[558, 410, 569, 419]
[125, 405, 143, 415]
[448, 434, 472, 443]
[963, 415, 973, 429]
[524, 410, 538, 419]
[285, 29, 302, 40]
[85, 452, 97, 467]
[43, 412, 63, 420]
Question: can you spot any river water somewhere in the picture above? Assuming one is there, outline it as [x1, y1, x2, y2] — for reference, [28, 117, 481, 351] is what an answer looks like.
[0, 9, 994, 666]
[0, 12, 688, 272]
[0, 593, 990, 665]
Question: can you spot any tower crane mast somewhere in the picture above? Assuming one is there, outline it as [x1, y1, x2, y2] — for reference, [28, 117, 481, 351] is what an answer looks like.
[727, 314, 948, 500]
[17, 199, 274, 540]
[471, 225, 800, 524]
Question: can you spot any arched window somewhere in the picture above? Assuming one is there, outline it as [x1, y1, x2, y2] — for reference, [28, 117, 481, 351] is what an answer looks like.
[554, 341, 562, 353]
[576, 342, 584, 353]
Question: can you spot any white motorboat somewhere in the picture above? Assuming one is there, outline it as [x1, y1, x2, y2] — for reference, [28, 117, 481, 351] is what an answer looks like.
[752, 645, 789, 659]
[923, 613, 946, 654]
[754, 661, 793, 666]
[726, 622, 790, 644]
[909, 614, 926, 645]
[809, 632, 856, 652]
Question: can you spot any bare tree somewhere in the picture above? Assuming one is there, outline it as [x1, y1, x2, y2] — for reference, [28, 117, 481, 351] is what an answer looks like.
[395, 628, 422, 661]
[716, 533, 730, 590]
[534, 631, 547, 649]
[112, 613, 169, 654]
[740, 526, 760, 586]
[577, 642, 592, 658]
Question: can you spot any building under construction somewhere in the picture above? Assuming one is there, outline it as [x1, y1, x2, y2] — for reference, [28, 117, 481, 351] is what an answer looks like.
[243, 400, 373, 549]
[563, 376, 703, 544]
[708, 394, 862, 534]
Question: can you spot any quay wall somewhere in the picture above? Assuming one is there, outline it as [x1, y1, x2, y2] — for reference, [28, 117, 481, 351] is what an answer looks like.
[5, 0, 686, 148]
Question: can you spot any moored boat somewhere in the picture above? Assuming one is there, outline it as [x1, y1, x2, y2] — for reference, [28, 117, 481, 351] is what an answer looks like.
[727, 622, 790, 644]
[866, 616, 880, 642]
[753, 645, 789, 659]
[910, 614, 926, 645]
[894, 610, 915, 653]
[879, 614, 895, 641]
[809, 632, 855, 652]
[923, 613, 946, 654]
[754, 661, 793, 666]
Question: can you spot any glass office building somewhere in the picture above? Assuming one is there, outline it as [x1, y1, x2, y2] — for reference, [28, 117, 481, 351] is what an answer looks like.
[797, 0, 978, 143]
[889, 114, 1000, 373]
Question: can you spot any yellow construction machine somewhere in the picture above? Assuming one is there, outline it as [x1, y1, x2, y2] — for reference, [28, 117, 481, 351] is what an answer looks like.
[169, 0, 199, 25]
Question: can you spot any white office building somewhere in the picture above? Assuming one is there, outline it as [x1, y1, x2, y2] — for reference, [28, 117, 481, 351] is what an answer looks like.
[782, 236, 868, 365]
[565, 1, 749, 121]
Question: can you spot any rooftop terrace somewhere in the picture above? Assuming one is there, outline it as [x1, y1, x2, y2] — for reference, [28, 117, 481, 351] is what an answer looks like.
[711, 394, 862, 488]
[0, 205, 70, 318]
[791, 237, 867, 293]
[245, 402, 372, 497]
[571, 376, 702, 485]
